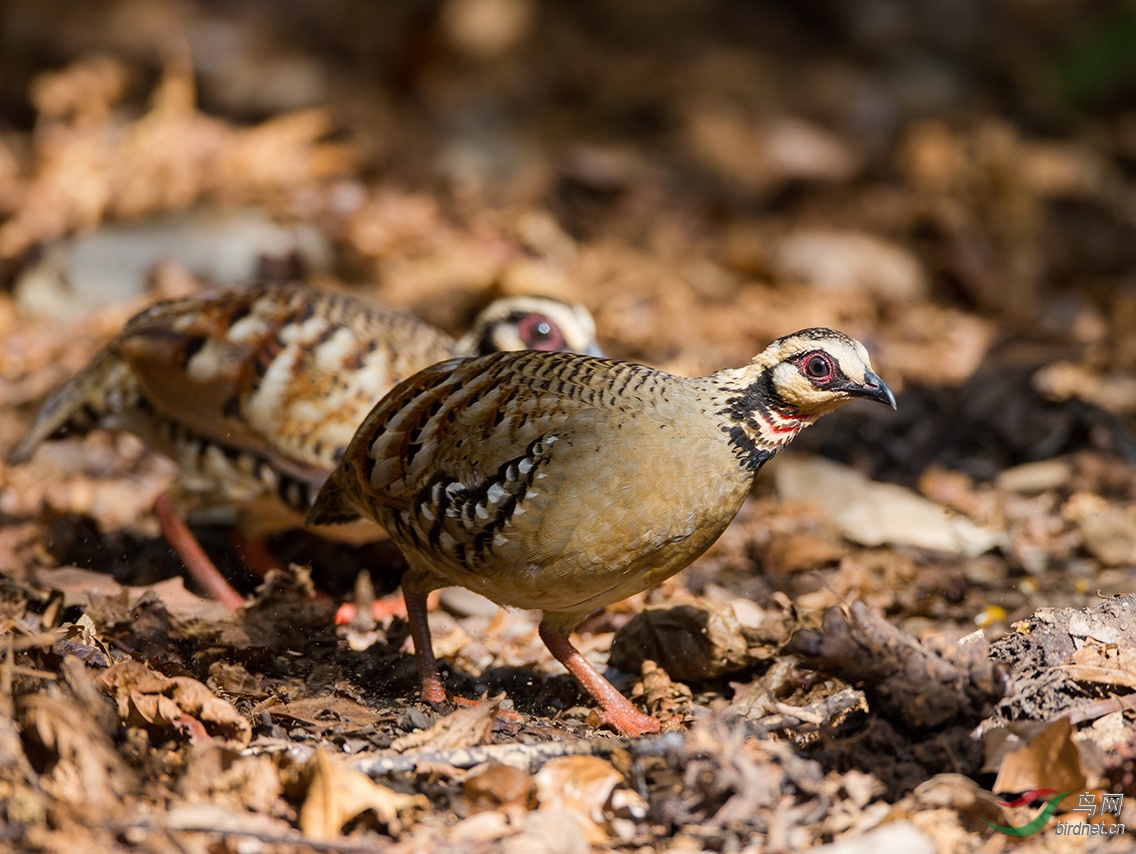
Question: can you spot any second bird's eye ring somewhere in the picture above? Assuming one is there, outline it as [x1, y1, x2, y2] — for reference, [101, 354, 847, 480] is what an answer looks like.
[518, 314, 565, 350]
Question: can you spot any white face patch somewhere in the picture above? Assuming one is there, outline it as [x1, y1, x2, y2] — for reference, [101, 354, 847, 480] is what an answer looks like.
[768, 334, 876, 416]
[462, 297, 598, 354]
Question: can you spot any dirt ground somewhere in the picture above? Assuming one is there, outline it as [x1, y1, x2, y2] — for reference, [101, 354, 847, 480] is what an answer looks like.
[1, 1, 1135, 852]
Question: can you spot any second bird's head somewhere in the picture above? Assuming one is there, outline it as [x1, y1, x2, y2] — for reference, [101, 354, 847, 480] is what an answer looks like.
[460, 296, 605, 357]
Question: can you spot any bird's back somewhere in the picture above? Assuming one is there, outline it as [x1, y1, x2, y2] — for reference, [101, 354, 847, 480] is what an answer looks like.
[11, 284, 460, 514]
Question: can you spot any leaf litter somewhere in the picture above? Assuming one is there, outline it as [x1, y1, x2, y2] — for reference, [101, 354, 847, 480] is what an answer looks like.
[1, 3, 1135, 852]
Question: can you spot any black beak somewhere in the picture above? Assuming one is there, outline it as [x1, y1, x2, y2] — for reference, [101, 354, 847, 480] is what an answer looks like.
[846, 369, 897, 409]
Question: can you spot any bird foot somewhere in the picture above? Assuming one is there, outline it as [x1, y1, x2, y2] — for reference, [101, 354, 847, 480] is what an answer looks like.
[336, 590, 442, 625]
[420, 676, 447, 705]
[598, 705, 661, 738]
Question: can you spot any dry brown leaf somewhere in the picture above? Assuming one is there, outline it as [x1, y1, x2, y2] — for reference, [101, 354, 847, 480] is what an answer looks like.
[299, 749, 428, 841]
[0, 60, 350, 259]
[990, 717, 1087, 798]
[51, 613, 112, 667]
[610, 598, 752, 680]
[533, 755, 639, 844]
[217, 755, 286, 814]
[758, 528, 847, 574]
[270, 695, 388, 731]
[97, 660, 251, 746]
[463, 763, 534, 813]
[1058, 665, 1136, 690]
[19, 692, 136, 811]
[390, 697, 499, 753]
[635, 660, 693, 725]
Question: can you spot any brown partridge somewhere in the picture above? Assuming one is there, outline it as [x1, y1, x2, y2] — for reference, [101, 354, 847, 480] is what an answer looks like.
[9, 283, 603, 608]
[307, 328, 896, 736]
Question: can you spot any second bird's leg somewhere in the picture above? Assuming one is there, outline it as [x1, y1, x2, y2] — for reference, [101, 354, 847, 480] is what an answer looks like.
[403, 586, 447, 703]
[153, 492, 244, 611]
[539, 619, 662, 737]
[229, 529, 282, 578]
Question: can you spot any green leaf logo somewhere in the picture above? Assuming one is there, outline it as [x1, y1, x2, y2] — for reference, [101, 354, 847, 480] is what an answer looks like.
[983, 792, 1070, 837]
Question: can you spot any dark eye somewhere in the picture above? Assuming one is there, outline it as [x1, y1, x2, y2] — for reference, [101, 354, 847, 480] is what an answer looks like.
[805, 354, 831, 379]
[517, 314, 565, 351]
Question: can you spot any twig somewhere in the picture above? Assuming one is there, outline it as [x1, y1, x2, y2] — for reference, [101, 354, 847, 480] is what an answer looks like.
[1058, 692, 1136, 725]
[351, 731, 688, 776]
[264, 731, 689, 778]
[785, 600, 1007, 730]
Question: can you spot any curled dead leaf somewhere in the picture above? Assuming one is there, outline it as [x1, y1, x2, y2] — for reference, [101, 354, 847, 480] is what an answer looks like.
[19, 692, 136, 810]
[52, 613, 112, 667]
[610, 599, 753, 680]
[299, 750, 428, 841]
[987, 718, 1087, 801]
[533, 755, 645, 844]
[97, 660, 251, 746]
[464, 762, 534, 812]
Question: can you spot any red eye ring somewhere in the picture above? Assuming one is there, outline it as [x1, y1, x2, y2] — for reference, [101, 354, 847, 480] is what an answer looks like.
[804, 354, 832, 380]
[517, 313, 565, 351]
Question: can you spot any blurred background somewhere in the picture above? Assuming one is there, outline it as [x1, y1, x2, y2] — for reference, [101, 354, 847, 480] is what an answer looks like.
[5, 0, 1136, 558]
[4, 1, 1136, 480]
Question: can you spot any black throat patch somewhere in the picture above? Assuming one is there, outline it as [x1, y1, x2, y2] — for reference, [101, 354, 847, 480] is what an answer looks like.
[717, 368, 796, 471]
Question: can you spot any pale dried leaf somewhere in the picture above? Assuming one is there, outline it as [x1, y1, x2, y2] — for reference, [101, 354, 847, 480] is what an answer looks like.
[990, 717, 1086, 797]
[97, 660, 251, 746]
[299, 750, 428, 841]
[390, 697, 499, 753]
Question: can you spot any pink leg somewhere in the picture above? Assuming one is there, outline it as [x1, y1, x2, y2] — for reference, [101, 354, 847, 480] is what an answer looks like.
[229, 528, 280, 578]
[154, 493, 244, 611]
[540, 621, 661, 737]
[404, 586, 446, 703]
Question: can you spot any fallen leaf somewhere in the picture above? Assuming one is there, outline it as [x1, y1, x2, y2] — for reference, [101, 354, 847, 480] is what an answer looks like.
[97, 660, 251, 746]
[636, 660, 693, 724]
[990, 717, 1086, 800]
[463, 763, 534, 812]
[270, 696, 388, 731]
[610, 599, 751, 680]
[390, 697, 499, 753]
[52, 613, 112, 667]
[533, 755, 627, 844]
[19, 692, 136, 811]
[299, 749, 427, 841]
[775, 456, 999, 555]
[1079, 508, 1136, 566]
[773, 230, 928, 301]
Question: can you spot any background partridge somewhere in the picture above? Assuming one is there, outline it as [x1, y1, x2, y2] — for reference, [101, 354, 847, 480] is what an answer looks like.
[308, 328, 896, 736]
[9, 282, 603, 608]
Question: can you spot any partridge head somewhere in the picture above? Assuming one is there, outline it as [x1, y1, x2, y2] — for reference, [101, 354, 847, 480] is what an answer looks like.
[308, 327, 895, 736]
[9, 283, 604, 607]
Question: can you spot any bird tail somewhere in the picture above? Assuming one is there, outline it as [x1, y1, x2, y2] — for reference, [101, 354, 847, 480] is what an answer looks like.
[8, 349, 135, 464]
[304, 467, 365, 527]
